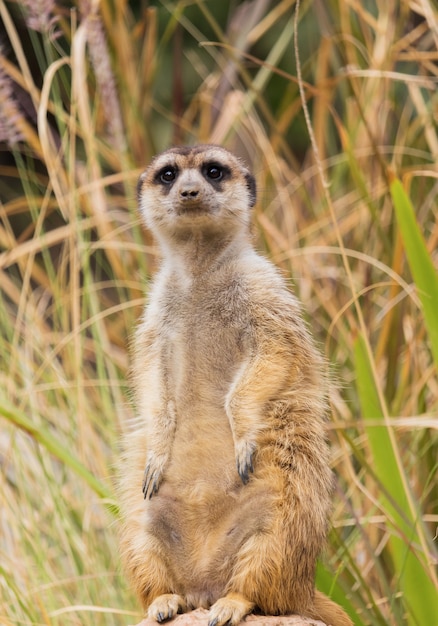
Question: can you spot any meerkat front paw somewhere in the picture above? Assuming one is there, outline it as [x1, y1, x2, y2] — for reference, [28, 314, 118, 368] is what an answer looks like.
[235, 439, 256, 485]
[142, 453, 167, 499]
[147, 593, 187, 623]
[208, 593, 254, 626]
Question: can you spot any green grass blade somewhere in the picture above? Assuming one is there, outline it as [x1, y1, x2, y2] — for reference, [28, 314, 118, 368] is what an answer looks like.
[354, 333, 438, 625]
[0, 399, 118, 515]
[390, 176, 438, 370]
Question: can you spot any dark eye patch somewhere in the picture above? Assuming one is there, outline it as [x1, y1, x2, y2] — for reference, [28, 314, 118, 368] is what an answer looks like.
[205, 164, 223, 180]
[155, 165, 178, 185]
[202, 162, 231, 186]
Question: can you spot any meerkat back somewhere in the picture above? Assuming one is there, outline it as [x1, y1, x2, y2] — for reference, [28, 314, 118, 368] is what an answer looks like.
[118, 144, 353, 626]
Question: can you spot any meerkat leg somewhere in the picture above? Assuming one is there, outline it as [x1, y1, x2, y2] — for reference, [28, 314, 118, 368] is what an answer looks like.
[141, 399, 176, 499]
[208, 525, 313, 626]
[119, 477, 184, 622]
[225, 351, 290, 482]
[121, 533, 186, 621]
[134, 329, 177, 499]
[207, 532, 274, 626]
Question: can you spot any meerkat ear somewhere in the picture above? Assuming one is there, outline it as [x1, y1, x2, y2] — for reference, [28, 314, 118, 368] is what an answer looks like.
[136, 171, 146, 205]
[245, 172, 257, 208]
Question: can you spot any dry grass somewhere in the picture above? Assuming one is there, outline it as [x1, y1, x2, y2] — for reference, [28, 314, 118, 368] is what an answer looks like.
[0, 1, 437, 625]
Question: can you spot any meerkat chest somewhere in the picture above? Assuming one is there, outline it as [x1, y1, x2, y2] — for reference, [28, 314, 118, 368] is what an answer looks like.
[159, 272, 252, 398]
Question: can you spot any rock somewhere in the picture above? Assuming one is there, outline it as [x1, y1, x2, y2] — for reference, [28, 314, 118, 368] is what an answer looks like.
[133, 608, 327, 626]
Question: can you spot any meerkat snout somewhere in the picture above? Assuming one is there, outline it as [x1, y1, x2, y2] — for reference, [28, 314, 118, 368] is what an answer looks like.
[177, 171, 202, 201]
[180, 187, 199, 199]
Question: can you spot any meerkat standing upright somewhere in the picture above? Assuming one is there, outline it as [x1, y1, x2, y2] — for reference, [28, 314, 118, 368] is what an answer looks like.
[118, 145, 352, 626]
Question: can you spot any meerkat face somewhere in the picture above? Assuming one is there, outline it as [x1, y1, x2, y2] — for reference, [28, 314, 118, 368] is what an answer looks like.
[137, 145, 256, 238]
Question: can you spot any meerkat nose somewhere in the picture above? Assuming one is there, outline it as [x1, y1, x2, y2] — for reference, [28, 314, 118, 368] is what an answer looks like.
[180, 187, 199, 198]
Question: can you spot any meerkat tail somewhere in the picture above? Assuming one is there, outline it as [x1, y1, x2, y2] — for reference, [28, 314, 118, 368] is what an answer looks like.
[306, 590, 354, 626]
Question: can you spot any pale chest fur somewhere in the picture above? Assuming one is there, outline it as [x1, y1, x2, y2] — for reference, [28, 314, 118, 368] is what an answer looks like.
[138, 261, 260, 492]
[156, 267, 253, 408]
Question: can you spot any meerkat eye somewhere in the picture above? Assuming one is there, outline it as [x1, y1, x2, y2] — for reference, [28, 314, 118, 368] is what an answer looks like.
[205, 164, 223, 180]
[158, 166, 177, 184]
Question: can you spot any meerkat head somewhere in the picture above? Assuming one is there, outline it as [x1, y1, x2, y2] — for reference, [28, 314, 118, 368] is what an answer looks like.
[137, 145, 256, 240]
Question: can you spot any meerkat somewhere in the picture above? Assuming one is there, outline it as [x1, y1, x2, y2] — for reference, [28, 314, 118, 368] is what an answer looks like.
[118, 144, 353, 626]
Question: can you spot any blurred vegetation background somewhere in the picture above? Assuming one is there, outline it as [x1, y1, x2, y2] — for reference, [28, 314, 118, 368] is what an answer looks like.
[0, 0, 437, 625]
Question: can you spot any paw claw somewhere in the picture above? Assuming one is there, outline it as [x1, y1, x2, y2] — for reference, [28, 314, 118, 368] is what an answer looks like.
[142, 457, 164, 499]
[148, 593, 186, 623]
[209, 594, 254, 626]
[236, 440, 255, 485]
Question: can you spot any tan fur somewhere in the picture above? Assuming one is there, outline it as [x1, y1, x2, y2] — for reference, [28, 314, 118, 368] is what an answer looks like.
[118, 145, 353, 626]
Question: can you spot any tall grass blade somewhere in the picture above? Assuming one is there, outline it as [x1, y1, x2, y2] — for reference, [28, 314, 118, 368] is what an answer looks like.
[389, 176, 438, 371]
[354, 333, 438, 626]
[0, 399, 117, 512]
